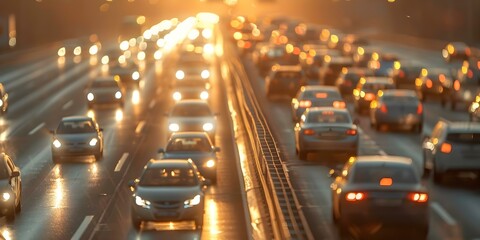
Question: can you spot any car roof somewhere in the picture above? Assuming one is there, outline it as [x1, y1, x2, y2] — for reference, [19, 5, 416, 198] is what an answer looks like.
[307, 106, 349, 114]
[381, 89, 417, 97]
[272, 64, 302, 72]
[301, 85, 338, 92]
[61, 116, 93, 122]
[446, 122, 480, 132]
[353, 155, 413, 167]
[147, 159, 194, 169]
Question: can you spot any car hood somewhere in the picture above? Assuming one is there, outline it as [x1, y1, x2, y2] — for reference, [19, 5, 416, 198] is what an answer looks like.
[163, 152, 215, 163]
[55, 133, 98, 142]
[168, 116, 215, 124]
[135, 186, 201, 201]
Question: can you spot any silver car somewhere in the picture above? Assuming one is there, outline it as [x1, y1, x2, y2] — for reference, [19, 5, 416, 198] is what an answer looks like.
[50, 116, 104, 162]
[86, 76, 125, 108]
[167, 100, 217, 143]
[330, 156, 429, 239]
[0, 153, 21, 222]
[129, 159, 210, 230]
[171, 76, 210, 102]
[291, 85, 345, 122]
[294, 107, 359, 160]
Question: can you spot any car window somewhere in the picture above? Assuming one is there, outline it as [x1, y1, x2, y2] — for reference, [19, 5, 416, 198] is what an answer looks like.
[383, 95, 417, 103]
[352, 165, 418, 184]
[171, 104, 212, 117]
[303, 90, 340, 99]
[446, 133, 480, 144]
[166, 137, 211, 152]
[307, 111, 351, 124]
[139, 167, 198, 187]
[276, 71, 301, 79]
[57, 120, 96, 134]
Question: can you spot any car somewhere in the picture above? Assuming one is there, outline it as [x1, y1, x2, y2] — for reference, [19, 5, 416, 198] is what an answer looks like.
[422, 121, 480, 183]
[369, 89, 423, 132]
[442, 42, 471, 62]
[367, 53, 399, 77]
[0, 83, 9, 113]
[86, 76, 125, 108]
[255, 44, 297, 76]
[335, 67, 374, 96]
[175, 52, 211, 81]
[265, 65, 306, 99]
[159, 132, 220, 182]
[167, 100, 217, 142]
[50, 116, 104, 162]
[109, 62, 141, 86]
[319, 56, 353, 85]
[171, 76, 210, 102]
[353, 77, 396, 114]
[340, 34, 369, 57]
[352, 46, 379, 68]
[0, 153, 21, 222]
[414, 68, 452, 104]
[129, 159, 210, 230]
[330, 156, 429, 239]
[468, 93, 480, 121]
[290, 85, 345, 122]
[391, 61, 423, 89]
[447, 60, 480, 110]
[294, 107, 359, 160]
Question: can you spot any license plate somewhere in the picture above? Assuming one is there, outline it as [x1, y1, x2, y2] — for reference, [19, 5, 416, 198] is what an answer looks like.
[320, 132, 339, 137]
[374, 199, 402, 206]
[157, 211, 177, 217]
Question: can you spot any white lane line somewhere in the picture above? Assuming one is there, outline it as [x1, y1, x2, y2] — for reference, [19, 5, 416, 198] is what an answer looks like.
[378, 150, 387, 156]
[135, 121, 146, 134]
[431, 201, 457, 226]
[62, 100, 74, 110]
[28, 122, 45, 135]
[149, 100, 156, 109]
[114, 153, 129, 172]
[71, 215, 94, 240]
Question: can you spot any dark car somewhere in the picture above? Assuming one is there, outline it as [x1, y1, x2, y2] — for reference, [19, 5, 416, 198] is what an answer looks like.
[391, 61, 423, 89]
[265, 65, 306, 99]
[335, 67, 374, 96]
[330, 155, 429, 239]
[447, 60, 480, 110]
[0, 153, 21, 222]
[86, 76, 125, 108]
[367, 53, 399, 77]
[442, 42, 471, 62]
[159, 132, 220, 182]
[353, 77, 396, 114]
[50, 116, 104, 162]
[320, 56, 354, 85]
[415, 68, 452, 104]
[109, 62, 141, 86]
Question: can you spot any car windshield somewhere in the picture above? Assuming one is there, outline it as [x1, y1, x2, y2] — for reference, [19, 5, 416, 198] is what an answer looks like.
[303, 90, 340, 99]
[166, 137, 211, 152]
[307, 111, 351, 124]
[383, 95, 417, 103]
[446, 133, 480, 144]
[352, 165, 418, 184]
[171, 104, 212, 117]
[363, 83, 394, 91]
[92, 80, 118, 88]
[56, 120, 96, 134]
[139, 167, 198, 187]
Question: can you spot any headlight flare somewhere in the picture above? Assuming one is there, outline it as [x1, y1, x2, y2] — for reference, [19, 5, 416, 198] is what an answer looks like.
[201, 69, 210, 79]
[2, 192, 11, 201]
[176, 70, 185, 80]
[53, 139, 62, 148]
[87, 92, 95, 101]
[115, 91, 122, 99]
[169, 123, 180, 132]
[132, 71, 140, 81]
[184, 194, 201, 207]
[135, 195, 151, 209]
[173, 92, 182, 101]
[203, 123, 214, 131]
[200, 91, 209, 100]
[205, 159, 215, 168]
[89, 138, 98, 146]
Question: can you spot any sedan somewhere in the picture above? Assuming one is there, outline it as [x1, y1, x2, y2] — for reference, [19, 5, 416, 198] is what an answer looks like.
[159, 132, 220, 182]
[86, 76, 125, 108]
[291, 85, 345, 122]
[129, 159, 210, 230]
[415, 68, 452, 104]
[330, 155, 429, 239]
[167, 100, 217, 142]
[109, 62, 141, 86]
[353, 76, 396, 114]
[172, 76, 210, 102]
[50, 116, 104, 162]
[442, 42, 470, 62]
[369, 89, 423, 132]
[294, 107, 359, 160]
[0, 153, 21, 222]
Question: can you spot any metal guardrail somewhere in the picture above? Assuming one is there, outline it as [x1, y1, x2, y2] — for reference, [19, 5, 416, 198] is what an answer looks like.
[223, 39, 313, 240]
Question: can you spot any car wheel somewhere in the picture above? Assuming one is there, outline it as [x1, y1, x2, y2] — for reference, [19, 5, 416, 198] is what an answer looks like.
[6, 204, 15, 222]
[298, 150, 308, 160]
[195, 217, 204, 230]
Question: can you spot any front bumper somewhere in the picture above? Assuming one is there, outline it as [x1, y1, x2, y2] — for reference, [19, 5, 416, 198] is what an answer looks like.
[131, 201, 203, 223]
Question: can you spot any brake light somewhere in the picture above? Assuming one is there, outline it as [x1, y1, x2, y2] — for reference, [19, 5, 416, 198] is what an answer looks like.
[303, 129, 315, 135]
[408, 193, 428, 203]
[333, 101, 346, 109]
[346, 129, 357, 135]
[453, 80, 460, 91]
[380, 103, 388, 113]
[440, 142, 452, 153]
[417, 103, 423, 114]
[477, 61, 480, 70]
[315, 93, 328, 98]
[426, 79, 433, 88]
[364, 93, 375, 101]
[468, 70, 473, 79]
[398, 70, 405, 78]
[346, 192, 365, 202]
[379, 177, 393, 186]
[299, 100, 312, 108]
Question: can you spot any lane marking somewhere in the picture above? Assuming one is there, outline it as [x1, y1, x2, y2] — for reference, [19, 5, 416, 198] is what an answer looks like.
[149, 100, 156, 109]
[114, 153, 129, 172]
[62, 100, 74, 110]
[71, 215, 94, 240]
[28, 122, 45, 135]
[135, 121, 146, 134]
[431, 201, 457, 226]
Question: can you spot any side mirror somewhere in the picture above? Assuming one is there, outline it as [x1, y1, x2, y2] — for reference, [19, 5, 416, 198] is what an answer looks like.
[329, 169, 341, 178]
[158, 148, 165, 154]
[11, 171, 20, 178]
[213, 147, 221, 152]
[353, 118, 360, 125]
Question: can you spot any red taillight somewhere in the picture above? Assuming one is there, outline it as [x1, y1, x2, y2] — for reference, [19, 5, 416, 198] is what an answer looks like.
[417, 103, 423, 114]
[346, 192, 366, 202]
[477, 61, 480, 70]
[398, 70, 405, 78]
[468, 70, 474, 79]
[299, 100, 312, 108]
[440, 142, 452, 153]
[380, 103, 388, 113]
[303, 129, 315, 135]
[333, 101, 346, 109]
[364, 93, 375, 101]
[453, 80, 460, 91]
[346, 129, 357, 135]
[426, 79, 433, 88]
[408, 193, 428, 203]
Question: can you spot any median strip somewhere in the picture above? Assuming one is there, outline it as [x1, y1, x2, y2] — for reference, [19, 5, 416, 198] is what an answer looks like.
[114, 153, 129, 172]
[28, 122, 45, 135]
[135, 121, 146, 135]
[71, 215, 94, 240]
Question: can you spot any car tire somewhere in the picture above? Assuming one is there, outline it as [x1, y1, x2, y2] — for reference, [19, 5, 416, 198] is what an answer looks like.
[298, 150, 308, 160]
[195, 217, 204, 230]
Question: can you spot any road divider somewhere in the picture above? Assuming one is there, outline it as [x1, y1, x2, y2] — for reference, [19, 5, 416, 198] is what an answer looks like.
[114, 153, 129, 172]
[71, 215, 94, 240]
[135, 121, 146, 135]
[28, 122, 45, 135]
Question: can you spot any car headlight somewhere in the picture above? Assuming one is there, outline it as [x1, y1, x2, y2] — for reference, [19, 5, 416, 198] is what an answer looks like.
[176, 70, 185, 80]
[184, 194, 201, 208]
[203, 43, 214, 55]
[87, 92, 95, 101]
[201, 70, 210, 79]
[53, 139, 62, 148]
[154, 50, 163, 60]
[73, 46, 82, 56]
[200, 91, 209, 100]
[58, 47, 66, 57]
[115, 91, 122, 99]
[169, 123, 180, 132]
[89, 45, 99, 55]
[205, 159, 215, 168]
[132, 71, 140, 80]
[0, 99, 3, 107]
[203, 123, 214, 131]
[89, 138, 98, 147]
[2, 192, 10, 201]
[135, 195, 151, 209]
[173, 92, 182, 101]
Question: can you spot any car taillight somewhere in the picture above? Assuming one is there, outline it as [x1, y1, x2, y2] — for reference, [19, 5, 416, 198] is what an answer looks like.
[346, 129, 357, 135]
[333, 101, 346, 108]
[303, 129, 315, 135]
[364, 93, 375, 101]
[380, 103, 388, 113]
[426, 79, 433, 88]
[398, 70, 405, 78]
[440, 142, 452, 153]
[299, 100, 312, 108]
[346, 192, 366, 202]
[408, 193, 428, 203]
[417, 103, 423, 114]
[468, 70, 474, 79]
[453, 80, 460, 91]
